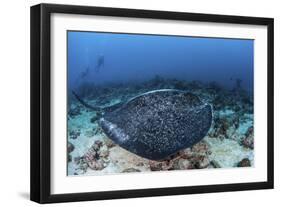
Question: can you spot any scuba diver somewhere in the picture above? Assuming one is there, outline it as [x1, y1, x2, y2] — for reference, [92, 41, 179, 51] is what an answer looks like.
[95, 54, 105, 73]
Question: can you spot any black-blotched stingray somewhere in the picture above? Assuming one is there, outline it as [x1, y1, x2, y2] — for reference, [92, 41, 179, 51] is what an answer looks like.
[72, 89, 212, 160]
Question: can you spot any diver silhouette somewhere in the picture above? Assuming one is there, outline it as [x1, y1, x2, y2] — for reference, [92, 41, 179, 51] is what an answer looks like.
[95, 54, 104, 72]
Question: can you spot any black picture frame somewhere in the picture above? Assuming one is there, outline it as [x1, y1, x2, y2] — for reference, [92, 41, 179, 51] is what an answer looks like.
[30, 3, 274, 204]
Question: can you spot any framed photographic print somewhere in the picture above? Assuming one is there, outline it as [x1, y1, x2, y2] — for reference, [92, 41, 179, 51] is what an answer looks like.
[30, 3, 274, 203]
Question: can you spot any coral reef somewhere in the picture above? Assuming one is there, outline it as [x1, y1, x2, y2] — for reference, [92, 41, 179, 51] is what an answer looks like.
[69, 130, 81, 139]
[67, 76, 254, 175]
[237, 158, 251, 167]
[68, 142, 74, 153]
[68, 105, 81, 118]
[241, 126, 254, 149]
[67, 142, 74, 163]
[72, 140, 110, 173]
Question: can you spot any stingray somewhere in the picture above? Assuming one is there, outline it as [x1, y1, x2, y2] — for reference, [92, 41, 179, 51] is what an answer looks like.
[72, 89, 212, 160]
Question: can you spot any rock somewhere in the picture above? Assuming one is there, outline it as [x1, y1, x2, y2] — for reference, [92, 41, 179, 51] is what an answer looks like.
[237, 158, 251, 167]
[68, 154, 72, 162]
[90, 116, 99, 123]
[69, 78, 255, 175]
[95, 140, 103, 147]
[79, 140, 110, 172]
[85, 149, 97, 161]
[230, 132, 242, 141]
[246, 126, 254, 135]
[122, 168, 141, 173]
[195, 156, 210, 169]
[80, 162, 88, 172]
[233, 116, 240, 129]
[208, 117, 229, 138]
[92, 144, 100, 152]
[99, 145, 109, 158]
[69, 130, 80, 139]
[104, 137, 116, 148]
[226, 126, 236, 138]
[67, 142, 74, 153]
[177, 159, 191, 169]
[217, 134, 225, 140]
[218, 117, 230, 135]
[209, 113, 241, 140]
[149, 160, 173, 171]
[88, 159, 105, 170]
[74, 156, 81, 165]
[183, 141, 211, 169]
[210, 160, 221, 168]
[96, 111, 103, 117]
[242, 126, 254, 149]
[191, 141, 210, 156]
[68, 106, 81, 118]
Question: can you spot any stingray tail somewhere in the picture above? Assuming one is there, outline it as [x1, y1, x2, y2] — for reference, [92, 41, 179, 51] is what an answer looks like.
[72, 90, 101, 111]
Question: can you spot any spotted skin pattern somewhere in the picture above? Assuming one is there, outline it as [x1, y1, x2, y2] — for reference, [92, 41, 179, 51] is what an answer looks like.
[99, 89, 212, 160]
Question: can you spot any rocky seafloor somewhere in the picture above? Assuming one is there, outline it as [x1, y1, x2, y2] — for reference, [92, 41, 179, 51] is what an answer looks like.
[67, 77, 254, 176]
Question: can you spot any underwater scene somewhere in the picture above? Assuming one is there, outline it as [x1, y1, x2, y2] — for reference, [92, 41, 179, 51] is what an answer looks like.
[67, 31, 254, 176]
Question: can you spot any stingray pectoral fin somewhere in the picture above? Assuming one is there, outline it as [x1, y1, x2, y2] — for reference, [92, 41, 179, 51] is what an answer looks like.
[185, 103, 213, 146]
[97, 90, 213, 161]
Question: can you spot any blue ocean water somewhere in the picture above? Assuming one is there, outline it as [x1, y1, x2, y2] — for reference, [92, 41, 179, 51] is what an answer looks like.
[67, 31, 255, 175]
[67, 31, 253, 92]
